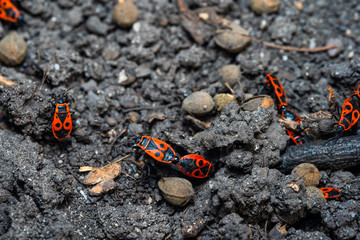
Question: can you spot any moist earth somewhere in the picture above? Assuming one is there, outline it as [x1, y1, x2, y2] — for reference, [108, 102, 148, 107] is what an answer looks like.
[0, 0, 360, 239]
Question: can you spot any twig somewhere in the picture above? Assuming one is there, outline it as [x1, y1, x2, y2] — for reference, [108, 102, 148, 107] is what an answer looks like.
[264, 220, 268, 239]
[242, 33, 337, 52]
[280, 135, 360, 172]
[122, 103, 180, 113]
[0, 75, 18, 87]
[110, 154, 131, 166]
[108, 128, 127, 154]
[257, 225, 266, 240]
[224, 82, 235, 94]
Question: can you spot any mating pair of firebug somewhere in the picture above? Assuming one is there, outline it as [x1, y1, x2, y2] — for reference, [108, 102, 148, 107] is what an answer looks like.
[263, 73, 304, 145]
[135, 136, 214, 178]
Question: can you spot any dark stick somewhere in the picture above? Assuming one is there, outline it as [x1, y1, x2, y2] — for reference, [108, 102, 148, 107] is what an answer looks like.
[280, 135, 360, 173]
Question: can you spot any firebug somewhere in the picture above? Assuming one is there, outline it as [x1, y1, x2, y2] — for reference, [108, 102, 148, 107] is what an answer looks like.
[265, 73, 288, 113]
[135, 136, 177, 164]
[0, 0, 22, 23]
[178, 154, 214, 178]
[319, 187, 341, 200]
[52, 97, 72, 141]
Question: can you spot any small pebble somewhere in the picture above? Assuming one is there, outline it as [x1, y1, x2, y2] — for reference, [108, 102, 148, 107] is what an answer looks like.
[214, 22, 250, 53]
[118, 68, 136, 86]
[326, 38, 343, 57]
[249, 0, 280, 14]
[126, 112, 140, 123]
[102, 42, 121, 61]
[81, 79, 98, 92]
[219, 65, 242, 87]
[293, 1, 303, 11]
[112, 0, 139, 28]
[68, 7, 83, 27]
[182, 91, 215, 116]
[0, 31, 27, 66]
[86, 16, 108, 36]
[106, 117, 117, 127]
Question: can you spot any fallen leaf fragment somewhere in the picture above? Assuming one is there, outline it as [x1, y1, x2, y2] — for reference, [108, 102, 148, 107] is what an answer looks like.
[80, 155, 129, 196]
[148, 112, 166, 123]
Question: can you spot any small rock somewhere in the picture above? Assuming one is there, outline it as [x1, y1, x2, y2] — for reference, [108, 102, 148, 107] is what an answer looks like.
[106, 117, 117, 127]
[182, 91, 215, 116]
[102, 42, 121, 60]
[268, 224, 287, 240]
[214, 22, 250, 53]
[81, 79, 98, 92]
[158, 177, 194, 206]
[112, 0, 139, 28]
[249, 0, 280, 14]
[291, 163, 321, 187]
[126, 112, 140, 122]
[118, 68, 136, 86]
[306, 186, 326, 214]
[67, 7, 83, 27]
[219, 65, 242, 87]
[181, 219, 207, 238]
[0, 31, 27, 66]
[326, 38, 343, 57]
[86, 16, 108, 36]
[293, 1, 303, 11]
[135, 64, 151, 78]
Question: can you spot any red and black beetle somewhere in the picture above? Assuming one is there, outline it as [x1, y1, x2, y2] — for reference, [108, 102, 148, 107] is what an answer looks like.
[335, 84, 360, 133]
[265, 73, 288, 113]
[320, 187, 341, 200]
[52, 97, 72, 141]
[136, 136, 177, 164]
[178, 154, 214, 178]
[0, 0, 22, 23]
[281, 109, 304, 145]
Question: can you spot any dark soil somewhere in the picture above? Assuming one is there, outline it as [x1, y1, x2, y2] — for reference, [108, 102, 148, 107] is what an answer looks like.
[0, 0, 360, 239]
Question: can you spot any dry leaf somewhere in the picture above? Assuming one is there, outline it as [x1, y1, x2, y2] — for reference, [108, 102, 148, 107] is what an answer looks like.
[83, 162, 121, 186]
[80, 155, 129, 196]
[148, 112, 166, 123]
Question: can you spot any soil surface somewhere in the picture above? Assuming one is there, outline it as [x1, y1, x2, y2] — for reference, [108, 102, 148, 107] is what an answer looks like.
[0, 0, 360, 239]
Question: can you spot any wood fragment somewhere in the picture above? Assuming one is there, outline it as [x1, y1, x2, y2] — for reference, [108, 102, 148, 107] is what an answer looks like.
[243, 34, 337, 52]
[280, 135, 360, 172]
[0, 75, 18, 87]
[108, 128, 127, 154]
